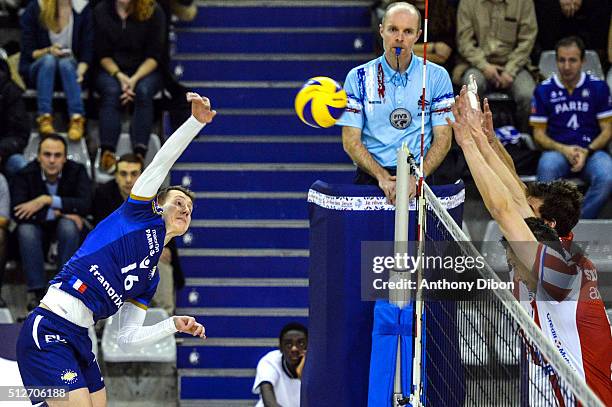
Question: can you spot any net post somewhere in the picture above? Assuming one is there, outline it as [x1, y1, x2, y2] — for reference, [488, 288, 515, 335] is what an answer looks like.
[390, 144, 411, 406]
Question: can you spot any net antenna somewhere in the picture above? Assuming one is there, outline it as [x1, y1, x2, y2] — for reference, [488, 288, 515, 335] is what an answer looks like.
[409, 0, 431, 403]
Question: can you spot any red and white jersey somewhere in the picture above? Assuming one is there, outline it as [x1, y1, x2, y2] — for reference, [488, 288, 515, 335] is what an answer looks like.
[556, 234, 612, 405]
[514, 240, 612, 405]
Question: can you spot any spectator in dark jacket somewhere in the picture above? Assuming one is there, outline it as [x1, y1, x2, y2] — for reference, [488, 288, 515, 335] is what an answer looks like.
[19, 0, 93, 140]
[94, 0, 165, 173]
[10, 134, 92, 309]
[0, 57, 29, 177]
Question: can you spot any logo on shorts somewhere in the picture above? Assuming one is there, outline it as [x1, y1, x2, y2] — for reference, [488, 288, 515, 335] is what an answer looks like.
[389, 108, 411, 130]
[60, 369, 78, 384]
[148, 266, 157, 280]
[45, 334, 67, 344]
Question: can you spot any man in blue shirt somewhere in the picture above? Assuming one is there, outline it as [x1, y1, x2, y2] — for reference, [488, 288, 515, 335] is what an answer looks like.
[16, 93, 214, 406]
[337, 2, 454, 204]
[530, 36, 612, 218]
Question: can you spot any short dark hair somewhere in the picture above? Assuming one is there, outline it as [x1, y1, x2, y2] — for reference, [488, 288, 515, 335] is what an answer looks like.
[38, 133, 67, 155]
[279, 322, 308, 344]
[555, 36, 585, 60]
[116, 153, 144, 171]
[501, 217, 564, 257]
[156, 185, 195, 205]
[526, 180, 582, 237]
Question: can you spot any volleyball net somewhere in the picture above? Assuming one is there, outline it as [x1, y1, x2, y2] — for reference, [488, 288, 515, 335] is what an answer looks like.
[411, 177, 604, 407]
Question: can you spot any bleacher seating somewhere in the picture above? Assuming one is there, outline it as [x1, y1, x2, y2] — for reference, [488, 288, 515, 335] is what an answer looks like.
[22, 132, 92, 177]
[0, 308, 14, 323]
[538, 49, 604, 80]
[170, 1, 369, 403]
[93, 133, 161, 183]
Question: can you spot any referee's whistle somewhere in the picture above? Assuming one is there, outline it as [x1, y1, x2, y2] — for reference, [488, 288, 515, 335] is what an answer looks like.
[394, 47, 402, 56]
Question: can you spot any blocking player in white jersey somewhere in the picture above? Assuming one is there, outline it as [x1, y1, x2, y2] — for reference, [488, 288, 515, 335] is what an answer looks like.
[448, 87, 612, 405]
[16, 93, 215, 406]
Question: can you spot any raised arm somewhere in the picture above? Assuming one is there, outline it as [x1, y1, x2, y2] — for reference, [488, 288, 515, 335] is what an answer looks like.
[131, 93, 216, 199]
[448, 88, 539, 270]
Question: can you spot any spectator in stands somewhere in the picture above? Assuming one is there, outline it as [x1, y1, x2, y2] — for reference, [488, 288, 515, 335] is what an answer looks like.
[530, 36, 612, 218]
[608, 15, 612, 91]
[253, 323, 307, 407]
[534, 0, 610, 68]
[19, 0, 92, 141]
[371, 0, 456, 72]
[94, 0, 165, 173]
[10, 134, 92, 310]
[339, 2, 454, 204]
[92, 153, 183, 314]
[0, 174, 9, 307]
[0, 53, 29, 178]
[455, 0, 537, 132]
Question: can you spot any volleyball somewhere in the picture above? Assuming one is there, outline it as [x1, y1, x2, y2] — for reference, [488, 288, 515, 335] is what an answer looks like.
[294, 76, 347, 128]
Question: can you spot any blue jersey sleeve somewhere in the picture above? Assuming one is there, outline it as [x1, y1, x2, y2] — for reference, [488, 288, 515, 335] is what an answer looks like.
[336, 67, 364, 129]
[127, 276, 159, 310]
[594, 81, 612, 120]
[123, 195, 163, 222]
[430, 67, 454, 127]
[530, 85, 548, 125]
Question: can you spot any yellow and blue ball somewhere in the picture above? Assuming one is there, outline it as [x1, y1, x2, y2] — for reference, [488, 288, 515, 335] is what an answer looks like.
[294, 77, 347, 128]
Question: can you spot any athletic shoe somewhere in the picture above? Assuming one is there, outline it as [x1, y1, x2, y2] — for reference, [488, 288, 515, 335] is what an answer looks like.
[68, 115, 86, 141]
[37, 114, 55, 135]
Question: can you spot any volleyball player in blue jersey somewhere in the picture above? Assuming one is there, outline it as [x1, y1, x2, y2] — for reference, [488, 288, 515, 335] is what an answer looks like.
[16, 92, 215, 406]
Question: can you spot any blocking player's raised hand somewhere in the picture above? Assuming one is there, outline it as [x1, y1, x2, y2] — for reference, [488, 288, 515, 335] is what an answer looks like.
[187, 92, 217, 124]
[447, 87, 476, 148]
[482, 99, 496, 146]
[174, 315, 207, 338]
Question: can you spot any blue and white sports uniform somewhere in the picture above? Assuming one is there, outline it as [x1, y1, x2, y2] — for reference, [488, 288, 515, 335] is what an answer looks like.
[17, 307, 105, 403]
[336, 53, 454, 167]
[16, 116, 205, 403]
[50, 195, 164, 320]
[530, 72, 612, 147]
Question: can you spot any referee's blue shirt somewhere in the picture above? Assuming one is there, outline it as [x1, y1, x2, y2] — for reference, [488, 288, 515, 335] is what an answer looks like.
[337, 53, 454, 168]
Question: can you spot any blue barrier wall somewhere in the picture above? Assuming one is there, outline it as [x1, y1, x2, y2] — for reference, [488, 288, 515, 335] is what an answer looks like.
[304, 181, 465, 406]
